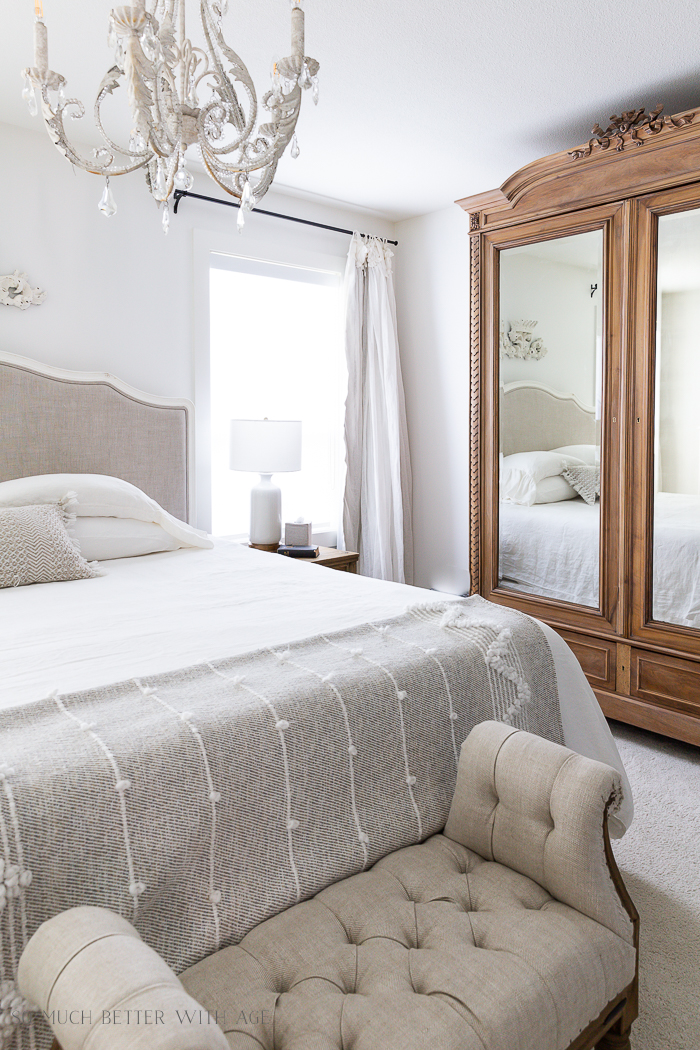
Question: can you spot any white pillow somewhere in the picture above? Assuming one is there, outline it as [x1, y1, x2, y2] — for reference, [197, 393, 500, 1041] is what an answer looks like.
[72, 517, 190, 561]
[0, 475, 213, 553]
[550, 444, 600, 466]
[500, 451, 584, 506]
[533, 475, 578, 504]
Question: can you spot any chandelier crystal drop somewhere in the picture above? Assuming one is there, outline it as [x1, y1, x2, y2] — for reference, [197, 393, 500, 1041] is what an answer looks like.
[98, 177, 117, 217]
[22, 0, 319, 229]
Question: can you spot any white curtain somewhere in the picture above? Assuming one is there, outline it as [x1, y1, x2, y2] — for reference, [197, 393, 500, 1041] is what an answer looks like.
[340, 233, 413, 583]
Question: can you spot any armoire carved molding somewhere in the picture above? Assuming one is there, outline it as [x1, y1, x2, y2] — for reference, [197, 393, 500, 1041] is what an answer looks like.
[461, 105, 700, 747]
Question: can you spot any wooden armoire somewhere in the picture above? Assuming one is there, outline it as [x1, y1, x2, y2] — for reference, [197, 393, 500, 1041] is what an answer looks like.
[461, 105, 700, 746]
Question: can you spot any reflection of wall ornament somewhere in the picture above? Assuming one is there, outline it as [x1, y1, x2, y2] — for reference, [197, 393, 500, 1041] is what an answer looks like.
[500, 320, 547, 360]
[0, 271, 46, 310]
[569, 105, 695, 160]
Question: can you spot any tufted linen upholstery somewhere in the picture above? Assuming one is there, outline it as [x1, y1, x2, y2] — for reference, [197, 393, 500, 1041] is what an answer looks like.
[445, 720, 633, 943]
[181, 833, 635, 1050]
[18, 723, 636, 1050]
[180, 723, 635, 1050]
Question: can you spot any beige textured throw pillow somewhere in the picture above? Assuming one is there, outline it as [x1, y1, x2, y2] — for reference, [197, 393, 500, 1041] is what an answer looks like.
[0, 501, 102, 588]
[562, 464, 601, 505]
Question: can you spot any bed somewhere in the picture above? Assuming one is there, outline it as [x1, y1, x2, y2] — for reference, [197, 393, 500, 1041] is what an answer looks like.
[500, 493, 700, 624]
[0, 352, 634, 1047]
[499, 381, 700, 626]
[0, 352, 630, 803]
[0, 533, 625, 779]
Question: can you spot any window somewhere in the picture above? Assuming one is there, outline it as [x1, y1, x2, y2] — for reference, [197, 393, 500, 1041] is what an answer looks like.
[209, 252, 345, 542]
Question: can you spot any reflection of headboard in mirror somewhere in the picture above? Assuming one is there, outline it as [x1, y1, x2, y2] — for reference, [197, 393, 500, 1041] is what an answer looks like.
[0, 352, 194, 522]
[500, 380, 596, 456]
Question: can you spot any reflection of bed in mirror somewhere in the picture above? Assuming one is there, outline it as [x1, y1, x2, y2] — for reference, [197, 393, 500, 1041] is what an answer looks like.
[500, 500, 599, 606]
[501, 492, 700, 624]
[500, 381, 597, 458]
[499, 381, 700, 625]
[499, 381, 600, 609]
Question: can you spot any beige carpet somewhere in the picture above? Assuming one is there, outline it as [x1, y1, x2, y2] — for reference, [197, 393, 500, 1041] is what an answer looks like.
[609, 721, 700, 1050]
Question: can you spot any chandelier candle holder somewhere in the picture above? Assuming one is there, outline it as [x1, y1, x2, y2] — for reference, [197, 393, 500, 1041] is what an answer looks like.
[22, 0, 319, 233]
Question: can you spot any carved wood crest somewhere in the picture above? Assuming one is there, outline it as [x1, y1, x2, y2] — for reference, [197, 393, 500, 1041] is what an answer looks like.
[569, 104, 695, 160]
[0, 271, 46, 309]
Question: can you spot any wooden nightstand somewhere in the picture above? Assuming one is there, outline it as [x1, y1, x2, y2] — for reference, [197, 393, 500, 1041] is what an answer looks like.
[291, 546, 359, 573]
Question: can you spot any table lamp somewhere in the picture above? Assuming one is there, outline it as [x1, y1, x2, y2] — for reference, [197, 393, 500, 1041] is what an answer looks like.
[229, 418, 302, 549]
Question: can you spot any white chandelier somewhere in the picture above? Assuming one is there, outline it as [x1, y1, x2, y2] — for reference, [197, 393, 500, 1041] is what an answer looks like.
[22, 0, 319, 232]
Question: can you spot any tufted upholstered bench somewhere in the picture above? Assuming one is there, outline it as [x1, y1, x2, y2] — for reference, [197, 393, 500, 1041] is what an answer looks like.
[19, 722, 639, 1050]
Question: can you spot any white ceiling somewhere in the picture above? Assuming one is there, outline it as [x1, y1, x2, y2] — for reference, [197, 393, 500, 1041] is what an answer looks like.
[509, 231, 602, 271]
[3, 0, 700, 221]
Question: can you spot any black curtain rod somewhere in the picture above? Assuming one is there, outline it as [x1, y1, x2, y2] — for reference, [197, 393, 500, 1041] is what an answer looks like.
[173, 189, 399, 245]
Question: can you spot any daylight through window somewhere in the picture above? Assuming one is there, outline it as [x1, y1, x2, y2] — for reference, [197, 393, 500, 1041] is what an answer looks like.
[209, 254, 346, 541]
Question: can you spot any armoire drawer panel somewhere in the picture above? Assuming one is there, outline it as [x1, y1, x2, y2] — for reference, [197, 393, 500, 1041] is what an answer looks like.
[630, 649, 700, 715]
[556, 631, 616, 691]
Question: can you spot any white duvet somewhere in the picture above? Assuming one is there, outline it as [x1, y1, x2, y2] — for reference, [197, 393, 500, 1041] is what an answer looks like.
[500, 499, 600, 607]
[0, 539, 632, 832]
[500, 492, 700, 626]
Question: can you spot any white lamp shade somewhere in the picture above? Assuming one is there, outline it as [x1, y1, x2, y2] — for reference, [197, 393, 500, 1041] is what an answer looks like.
[229, 419, 302, 473]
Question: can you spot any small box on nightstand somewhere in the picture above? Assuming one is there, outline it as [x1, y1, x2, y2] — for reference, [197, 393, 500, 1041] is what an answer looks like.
[284, 521, 313, 546]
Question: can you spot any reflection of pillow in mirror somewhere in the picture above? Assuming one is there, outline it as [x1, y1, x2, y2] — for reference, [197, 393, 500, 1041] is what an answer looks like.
[562, 465, 601, 505]
[534, 475, 579, 504]
[501, 451, 584, 506]
[551, 444, 600, 466]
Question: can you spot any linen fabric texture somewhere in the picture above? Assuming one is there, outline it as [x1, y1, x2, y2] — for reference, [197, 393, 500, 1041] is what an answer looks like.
[551, 443, 600, 466]
[2, 596, 565, 1049]
[0, 474, 212, 557]
[0, 502, 101, 588]
[341, 233, 413, 583]
[562, 465, 601, 505]
[533, 474, 578, 504]
[183, 841, 633, 1050]
[0, 359, 189, 522]
[71, 517, 190, 561]
[182, 724, 627, 1050]
[18, 907, 229, 1050]
[500, 386, 596, 457]
[500, 451, 584, 506]
[20, 726, 633, 1050]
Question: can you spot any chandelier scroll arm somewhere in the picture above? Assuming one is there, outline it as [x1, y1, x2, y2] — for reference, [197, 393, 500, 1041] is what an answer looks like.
[22, 0, 320, 226]
[199, 0, 252, 134]
[93, 67, 152, 166]
[149, 64, 184, 156]
[33, 76, 149, 177]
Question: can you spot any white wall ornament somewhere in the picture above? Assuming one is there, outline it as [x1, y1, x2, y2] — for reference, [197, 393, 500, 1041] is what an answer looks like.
[500, 319, 547, 360]
[0, 271, 46, 310]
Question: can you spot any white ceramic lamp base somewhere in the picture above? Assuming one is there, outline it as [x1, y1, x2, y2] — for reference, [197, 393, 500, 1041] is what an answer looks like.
[249, 474, 282, 549]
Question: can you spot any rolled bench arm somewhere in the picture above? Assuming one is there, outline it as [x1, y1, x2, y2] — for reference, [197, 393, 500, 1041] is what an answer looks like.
[445, 721, 636, 944]
[17, 906, 228, 1050]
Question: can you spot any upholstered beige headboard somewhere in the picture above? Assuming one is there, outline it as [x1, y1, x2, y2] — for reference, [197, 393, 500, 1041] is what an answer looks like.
[500, 380, 597, 456]
[0, 352, 193, 522]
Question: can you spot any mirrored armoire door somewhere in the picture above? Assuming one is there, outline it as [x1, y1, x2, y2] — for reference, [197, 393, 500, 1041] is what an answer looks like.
[479, 204, 626, 637]
[632, 186, 700, 663]
[465, 105, 700, 745]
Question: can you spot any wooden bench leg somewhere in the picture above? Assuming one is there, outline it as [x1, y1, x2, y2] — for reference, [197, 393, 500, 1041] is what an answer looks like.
[597, 1016, 632, 1050]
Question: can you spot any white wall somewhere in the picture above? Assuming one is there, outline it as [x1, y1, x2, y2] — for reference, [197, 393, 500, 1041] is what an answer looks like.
[658, 290, 700, 494]
[3, 121, 476, 592]
[0, 120, 395, 404]
[500, 253, 599, 406]
[394, 205, 472, 594]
